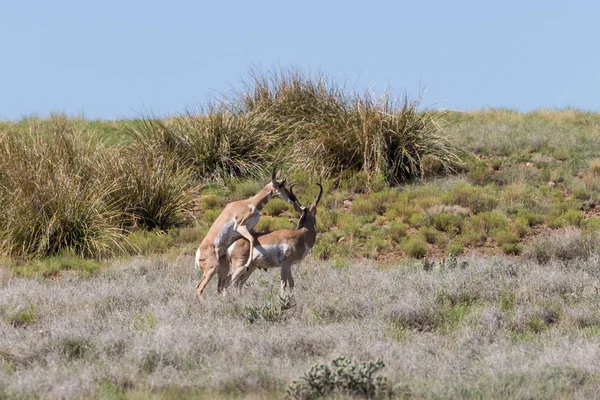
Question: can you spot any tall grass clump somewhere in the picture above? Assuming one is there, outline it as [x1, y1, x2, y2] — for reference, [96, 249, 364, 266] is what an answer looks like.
[0, 115, 197, 258]
[124, 107, 278, 182]
[237, 68, 462, 185]
[102, 150, 197, 231]
[0, 117, 123, 258]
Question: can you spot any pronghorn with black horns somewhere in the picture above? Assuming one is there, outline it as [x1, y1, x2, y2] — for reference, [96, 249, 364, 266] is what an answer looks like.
[226, 183, 322, 296]
[195, 171, 300, 297]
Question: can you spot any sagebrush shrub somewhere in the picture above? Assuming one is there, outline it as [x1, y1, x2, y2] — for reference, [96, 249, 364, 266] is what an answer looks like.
[287, 357, 389, 399]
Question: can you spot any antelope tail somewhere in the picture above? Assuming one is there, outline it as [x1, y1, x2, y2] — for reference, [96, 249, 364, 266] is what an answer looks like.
[195, 248, 201, 270]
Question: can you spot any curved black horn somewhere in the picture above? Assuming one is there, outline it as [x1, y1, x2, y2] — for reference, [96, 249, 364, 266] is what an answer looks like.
[289, 183, 299, 203]
[313, 183, 323, 208]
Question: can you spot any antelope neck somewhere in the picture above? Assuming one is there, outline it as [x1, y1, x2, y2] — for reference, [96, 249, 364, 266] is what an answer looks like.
[249, 186, 273, 209]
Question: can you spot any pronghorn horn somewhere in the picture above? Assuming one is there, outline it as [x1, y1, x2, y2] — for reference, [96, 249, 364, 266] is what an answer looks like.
[313, 183, 323, 208]
[289, 183, 299, 203]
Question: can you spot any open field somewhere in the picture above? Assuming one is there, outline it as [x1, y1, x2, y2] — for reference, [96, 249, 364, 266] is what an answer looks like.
[3, 245, 600, 398]
[3, 71, 600, 398]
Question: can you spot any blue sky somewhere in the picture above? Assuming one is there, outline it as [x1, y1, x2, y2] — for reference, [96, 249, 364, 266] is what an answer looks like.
[1, 0, 598, 120]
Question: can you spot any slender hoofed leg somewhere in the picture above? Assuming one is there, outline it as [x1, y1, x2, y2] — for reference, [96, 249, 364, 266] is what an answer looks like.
[236, 225, 255, 271]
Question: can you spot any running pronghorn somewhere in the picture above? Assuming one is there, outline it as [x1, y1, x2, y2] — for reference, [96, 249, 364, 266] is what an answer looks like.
[195, 171, 300, 297]
[226, 183, 322, 296]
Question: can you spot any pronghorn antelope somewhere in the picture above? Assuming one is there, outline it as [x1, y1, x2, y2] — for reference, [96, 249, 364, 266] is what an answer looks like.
[195, 171, 299, 297]
[226, 183, 322, 296]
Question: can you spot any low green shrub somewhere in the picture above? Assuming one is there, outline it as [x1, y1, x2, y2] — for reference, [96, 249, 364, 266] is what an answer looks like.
[582, 218, 600, 231]
[516, 209, 544, 226]
[501, 243, 522, 255]
[419, 226, 444, 245]
[446, 239, 464, 256]
[13, 255, 102, 278]
[465, 212, 509, 238]
[494, 229, 520, 246]
[562, 210, 583, 227]
[407, 213, 426, 228]
[351, 197, 376, 217]
[386, 221, 408, 243]
[287, 357, 389, 399]
[432, 212, 464, 233]
[312, 232, 340, 260]
[467, 163, 492, 186]
[403, 237, 428, 259]
[451, 184, 498, 214]
[513, 217, 531, 238]
[461, 230, 486, 247]
[242, 297, 295, 324]
[364, 237, 389, 259]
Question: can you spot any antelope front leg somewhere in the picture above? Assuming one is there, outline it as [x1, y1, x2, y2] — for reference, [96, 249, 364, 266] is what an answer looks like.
[236, 225, 255, 270]
[196, 266, 217, 297]
[280, 264, 294, 297]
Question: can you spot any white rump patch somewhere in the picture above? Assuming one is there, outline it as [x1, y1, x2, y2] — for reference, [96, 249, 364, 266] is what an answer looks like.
[195, 247, 201, 270]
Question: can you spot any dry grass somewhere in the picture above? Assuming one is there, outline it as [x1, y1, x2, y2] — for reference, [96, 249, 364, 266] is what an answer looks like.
[0, 115, 197, 258]
[124, 109, 279, 183]
[237, 68, 463, 184]
[2, 253, 600, 398]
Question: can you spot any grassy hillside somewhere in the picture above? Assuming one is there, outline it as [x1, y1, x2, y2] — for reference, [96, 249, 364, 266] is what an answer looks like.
[2, 71, 600, 397]
[2, 106, 600, 269]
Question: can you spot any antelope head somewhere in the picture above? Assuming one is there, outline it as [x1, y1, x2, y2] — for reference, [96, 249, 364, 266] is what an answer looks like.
[269, 170, 300, 206]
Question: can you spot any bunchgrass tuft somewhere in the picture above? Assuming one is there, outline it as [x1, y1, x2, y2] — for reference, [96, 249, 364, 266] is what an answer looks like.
[236, 68, 463, 185]
[124, 107, 278, 183]
[0, 115, 197, 258]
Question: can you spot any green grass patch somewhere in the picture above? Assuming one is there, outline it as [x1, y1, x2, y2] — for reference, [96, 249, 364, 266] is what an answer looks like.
[12, 255, 101, 278]
[403, 237, 428, 259]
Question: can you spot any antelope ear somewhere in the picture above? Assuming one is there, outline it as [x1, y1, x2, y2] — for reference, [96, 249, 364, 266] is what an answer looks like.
[271, 169, 277, 182]
[275, 170, 281, 180]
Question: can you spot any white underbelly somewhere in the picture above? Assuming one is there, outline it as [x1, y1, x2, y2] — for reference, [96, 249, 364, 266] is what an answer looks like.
[250, 244, 289, 269]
